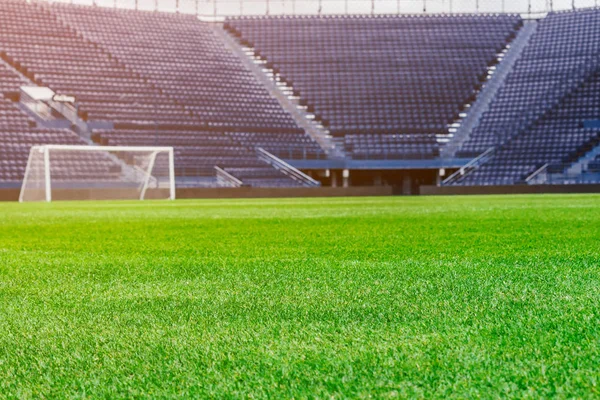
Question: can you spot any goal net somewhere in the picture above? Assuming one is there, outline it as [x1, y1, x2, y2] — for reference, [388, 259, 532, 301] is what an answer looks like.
[19, 145, 175, 202]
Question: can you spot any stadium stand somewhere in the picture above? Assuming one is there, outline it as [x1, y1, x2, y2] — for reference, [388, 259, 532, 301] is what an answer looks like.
[0, 62, 27, 98]
[224, 14, 522, 160]
[46, 3, 301, 133]
[454, 9, 600, 185]
[1, 0, 600, 191]
[0, 1, 132, 186]
[92, 128, 307, 186]
[0, 0, 192, 125]
[344, 134, 440, 160]
[46, 2, 323, 186]
[0, 0, 316, 188]
[0, 59, 96, 184]
[226, 131, 327, 160]
[589, 155, 600, 172]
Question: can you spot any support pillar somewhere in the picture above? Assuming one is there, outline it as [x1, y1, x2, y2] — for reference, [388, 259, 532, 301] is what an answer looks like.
[402, 174, 412, 195]
[437, 168, 445, 186]
[373, 172, 383, 186]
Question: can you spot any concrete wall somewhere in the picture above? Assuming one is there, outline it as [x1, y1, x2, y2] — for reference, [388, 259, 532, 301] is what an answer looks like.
[5, 184, 599, 202]
[420, 184, 600, 196]
[0, 186, 396, 202]
[177, 186, 396, 199]
[0, 189, 19, 202]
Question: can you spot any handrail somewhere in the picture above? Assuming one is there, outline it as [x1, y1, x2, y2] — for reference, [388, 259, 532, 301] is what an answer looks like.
[50, 99, 91, 136]
[442, 147, 495, 185]
[49, 99, 76, 120]
[215, 166, 243, 187]
[256, 147, 320, 187]
[20, 86, 90, 134]
[525, 163, 549, 184]
[540, 171, 600, 185]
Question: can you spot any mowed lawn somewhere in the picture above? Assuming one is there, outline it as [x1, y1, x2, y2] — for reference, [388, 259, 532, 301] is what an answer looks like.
[0, 195, 599, 398]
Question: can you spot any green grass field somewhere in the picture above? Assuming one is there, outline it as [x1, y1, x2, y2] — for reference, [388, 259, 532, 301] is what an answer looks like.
[0, 194, 599, 398]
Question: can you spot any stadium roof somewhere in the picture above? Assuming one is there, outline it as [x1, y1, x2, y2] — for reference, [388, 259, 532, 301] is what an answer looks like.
[44, 0, 598, 17]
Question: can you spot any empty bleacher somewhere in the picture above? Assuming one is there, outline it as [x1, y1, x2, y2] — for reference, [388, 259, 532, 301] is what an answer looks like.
[47, 3, 302, 134]
[344, 134, 440, 160]
[96, 129, 304, 187]
[1, 0, 600, 190]
[46, 2, 321, 187]
[225, 14, 522, 160]
[93, 128, 278, 178]
[0, 59, 96, 184]
[0, 0, 318, 188]
[455, 9, 600, 185]
[0, 0, 192, 126]
[227, 131, 327, 160]
[589, 155, 600, 172]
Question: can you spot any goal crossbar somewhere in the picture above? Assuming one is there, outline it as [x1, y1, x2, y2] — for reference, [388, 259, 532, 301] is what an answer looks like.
[36, 145, 175, 152]
[19, 145, 176, 202]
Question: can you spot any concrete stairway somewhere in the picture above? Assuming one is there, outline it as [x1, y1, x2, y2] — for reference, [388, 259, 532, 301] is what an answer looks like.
[442, 20, 538, 158]
[212, 23, 345, 159]
[566, 140, 600, 175]
[0, 55, 33, 92]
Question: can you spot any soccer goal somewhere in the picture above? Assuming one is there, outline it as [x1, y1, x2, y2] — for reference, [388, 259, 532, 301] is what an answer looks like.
[19, 145, 175, 202]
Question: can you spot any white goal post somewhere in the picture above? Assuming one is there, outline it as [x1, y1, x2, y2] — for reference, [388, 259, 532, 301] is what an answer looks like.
[19, 145, 176, 202]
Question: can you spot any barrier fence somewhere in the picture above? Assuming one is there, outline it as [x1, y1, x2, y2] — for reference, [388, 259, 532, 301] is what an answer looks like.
[40, 0, 600, 18]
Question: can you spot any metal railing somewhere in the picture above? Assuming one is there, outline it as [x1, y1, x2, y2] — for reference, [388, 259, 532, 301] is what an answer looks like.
[257, 147, 320, 186]
[441, 147, 495, 185]
[347, 151, 440, 161]
[527, 169, 600, 185]
[48, 98, 91, 134]
[215, 165, 244, 187]
[271, 148, 328, 160]
[524, 163, 549, 184]
[41, 0, 599, 19]
[545, 171, 600, 185]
